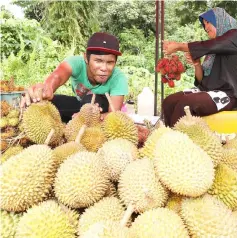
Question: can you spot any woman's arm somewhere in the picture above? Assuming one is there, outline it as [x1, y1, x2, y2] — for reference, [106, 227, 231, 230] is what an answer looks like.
[185, 52, 203, 83]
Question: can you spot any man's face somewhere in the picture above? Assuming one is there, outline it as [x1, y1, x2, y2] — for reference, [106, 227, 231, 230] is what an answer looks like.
[203, 19, 217, 39]
[85, 53, 117, 85]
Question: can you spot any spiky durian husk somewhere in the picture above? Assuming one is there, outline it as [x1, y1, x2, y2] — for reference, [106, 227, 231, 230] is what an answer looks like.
[181, 194, 237, 237]
[1, 127, 16, 139]
[130, 208, 189, 238]
[81, 127, 106, 152]
[22, 101, 64, 145]
[53, 142, 86, 168]
[1, 145, 23, 164]
[0, 145, 55, 212]
[104, 182, 117, 198]
[7, 109, 20, 118]
[154, 131, 214, 197]
[139, 127, 172, 159]
[166, 193, 183, 215]
[1, 140, 8, 151]
[98, 138, 138, 182]
[174, 124, 223, 167]
[0, 210, 22, 238]
[118, 158, 168, 214]
[80, 221, 129, 238]
[79, 103, 101, 127]
[64, 115, 86, 142]
[208, 163, 237, 209]
[223, 135, 237, 149]
[54, 151, 109, 208]
[0, 117, 8, 129]
[1, 100, 11, 117]
[78, 197, 125, 235]
[102, 111, 138, 145]
[15, 200, 79, 238]
[222, 148, 237, 173]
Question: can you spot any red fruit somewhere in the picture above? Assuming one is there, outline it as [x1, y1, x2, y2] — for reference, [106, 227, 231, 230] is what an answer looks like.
[168, 80, 175, 88]
[164, 65, 170, 73]
[172, 55, 179, 61]
[171, 65, 178, 73]
[161, 76, 168, 83]
[175, 74, 181, 81]
[167, 73, 175, 79]
[177, 62, 185, 73]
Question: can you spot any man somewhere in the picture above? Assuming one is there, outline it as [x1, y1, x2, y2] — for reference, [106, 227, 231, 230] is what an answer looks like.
[21, 32, 128, 122]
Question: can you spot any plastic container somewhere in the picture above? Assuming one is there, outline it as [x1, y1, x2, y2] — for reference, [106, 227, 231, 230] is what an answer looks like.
[126, 100, 136, 114]
[0, 91, 25, 108]
[137, 87, 154, 116]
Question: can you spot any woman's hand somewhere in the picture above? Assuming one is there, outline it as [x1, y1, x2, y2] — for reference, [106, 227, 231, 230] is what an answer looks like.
[185, 52, 201, 66]
[163, 41, 179, 55]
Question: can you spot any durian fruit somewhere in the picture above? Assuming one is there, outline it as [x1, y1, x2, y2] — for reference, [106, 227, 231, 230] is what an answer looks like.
[98, 138, 138, 182]
[15, 200, 79, 238]
[0, 117, 8, 129]
[81, 126, 106, 152]
[129, 208, 189, 238]
[174, 106, 223, 167]
[166, 193, 183, 215]
[0, 210, 22, 238]
[154, 130, 215, 197]
[78, 197, 125, 235]
[102, 93, 138, 145]
[54, 125, 87, 168]
[224, 134, 237, 149]
[78, 94, 101, 127]
[80, 221, 129, 238]
[1, 140, 8, 151]
[1, 145, 23, 163]
[139, 125, 172, 159]
[0, 144, 56, 212]
[181, 194, 237, 237]
[8, 117, 19, 127]
[7, 109, 20, 118]
[175, 105, 210, 130]
[222, 148, 237, 172]
[118, 158, 168, 226]
[104, 182, 117, 197]
[22, 101, 64, 145]
[208, 163, 237, 209]
[54, 151, 109, 208]
[65, 95, 101, 142]
[65, 114, 86, 142]
[1, 100, 11, 117]
[1, 127, 16, 139]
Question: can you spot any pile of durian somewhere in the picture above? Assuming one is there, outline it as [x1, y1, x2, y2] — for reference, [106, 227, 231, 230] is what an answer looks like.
[1, 94, 237, 238]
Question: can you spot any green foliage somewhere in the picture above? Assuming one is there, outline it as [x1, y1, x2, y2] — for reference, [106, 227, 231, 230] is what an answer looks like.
[99, 0, 155, 37]
[1, 32, 75, 91]
[0, 17, 43, 60]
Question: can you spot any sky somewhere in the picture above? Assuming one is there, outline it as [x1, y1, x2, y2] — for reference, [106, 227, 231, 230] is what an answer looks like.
[1, 0, 24, 19]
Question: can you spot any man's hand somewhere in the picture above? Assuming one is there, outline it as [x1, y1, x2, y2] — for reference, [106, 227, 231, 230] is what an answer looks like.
[20, 83, 54, 108]
[185, 52, 201, 66]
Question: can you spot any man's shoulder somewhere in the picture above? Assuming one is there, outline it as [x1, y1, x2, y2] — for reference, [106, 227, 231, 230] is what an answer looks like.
[111, 67, 126, 78]
[64, 55, 84, 65]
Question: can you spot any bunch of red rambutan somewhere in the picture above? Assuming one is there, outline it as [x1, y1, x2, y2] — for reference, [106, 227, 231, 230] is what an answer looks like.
[156, 55, 185, 88]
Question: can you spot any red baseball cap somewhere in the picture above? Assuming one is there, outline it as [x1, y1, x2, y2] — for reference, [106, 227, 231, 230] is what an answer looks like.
[86, 32, 122, 56]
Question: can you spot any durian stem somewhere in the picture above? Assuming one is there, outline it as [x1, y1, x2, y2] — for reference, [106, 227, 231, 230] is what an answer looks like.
[120, 203, 134, 227]
[44, 128, 55, 145]
[91, 94, 96, 104]
[75, 125, 87, 143]
[184, 106, 192, 121]
[105, 93, 115, 112]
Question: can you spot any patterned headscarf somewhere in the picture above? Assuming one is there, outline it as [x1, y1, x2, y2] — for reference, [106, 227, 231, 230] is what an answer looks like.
[199, 7, 237, 76]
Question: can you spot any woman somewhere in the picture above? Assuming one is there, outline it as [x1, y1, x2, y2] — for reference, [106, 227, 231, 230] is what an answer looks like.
[162, 7, 237, 127]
